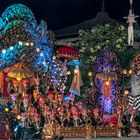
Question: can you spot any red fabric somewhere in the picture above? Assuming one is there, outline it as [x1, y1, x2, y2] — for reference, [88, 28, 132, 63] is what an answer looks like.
[56, 45, 80, 59]
[0, 124, 12, 139]
[110, 117, 117, 124]
[3, 72, 10, 97]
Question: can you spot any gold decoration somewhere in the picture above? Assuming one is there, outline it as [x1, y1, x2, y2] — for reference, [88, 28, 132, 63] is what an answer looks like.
[96, 72, 118, 81]
[8, 67, 32, 80]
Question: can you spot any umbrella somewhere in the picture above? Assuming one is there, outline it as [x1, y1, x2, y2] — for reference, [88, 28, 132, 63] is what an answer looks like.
[96, 72, 118, 81]
[68, 60, 82, 67]
[8, 67, 32, 80]
[56, 44, 80, 59]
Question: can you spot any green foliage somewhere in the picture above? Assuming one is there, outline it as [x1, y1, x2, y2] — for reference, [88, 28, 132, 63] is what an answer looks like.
[75, 23, 136, 91]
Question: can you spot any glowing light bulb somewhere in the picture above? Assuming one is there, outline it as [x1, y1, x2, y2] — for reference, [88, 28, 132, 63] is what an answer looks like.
[88, 72, 93, 77]
[105, 81, 110, 86]
[66, 71, 71, 75]
[16, 115, 21, 120]
[124, 90, 129, 95]
[17, 77, 22, 81]
[52, 56, 56, 60]
[30, 42, 34, 46]
[25, 42, 30, 46]
[5, 108, 9, 112]
[36, 48, 40, 52]
[10, 46, 14, 50]
[2, 49, 6, 54]
[43, 61, 46, 65]
[40, 52, 44, 56]
[74, 68, 78, 74]
[18, 41, 23, 45]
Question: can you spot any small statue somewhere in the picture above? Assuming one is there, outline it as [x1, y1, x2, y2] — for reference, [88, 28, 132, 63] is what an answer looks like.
[124, 8, 139, 46]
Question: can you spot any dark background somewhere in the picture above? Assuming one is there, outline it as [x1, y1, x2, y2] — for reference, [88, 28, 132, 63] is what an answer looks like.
[0, 0, 139, 30]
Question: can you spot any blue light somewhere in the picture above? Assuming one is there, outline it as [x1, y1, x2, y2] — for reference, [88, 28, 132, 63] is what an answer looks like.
[10, 46, 14, 50]
[2, 49, 6, 54]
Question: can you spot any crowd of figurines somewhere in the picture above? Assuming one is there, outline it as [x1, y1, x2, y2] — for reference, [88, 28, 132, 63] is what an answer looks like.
[0, 84, 140, 139]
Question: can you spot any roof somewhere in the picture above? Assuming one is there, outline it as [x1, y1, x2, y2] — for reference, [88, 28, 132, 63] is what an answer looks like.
[55, 9, 122, 39]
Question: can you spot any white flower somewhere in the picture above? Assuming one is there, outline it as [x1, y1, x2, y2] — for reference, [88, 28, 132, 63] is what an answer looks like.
[79, 49, 84, 53]
[79, 29, 85, 35]
[90, 48, 94, 53]
[81, 47, 86, 50]
[91, 29, 95, 33]
[105, 24, 110, 27]
[106, 40, 110, 43]
[96, 45, 101, 49]
[116, 39, 122, 43]
[120, 25, 125, 31]
[116, 44, 121, 48]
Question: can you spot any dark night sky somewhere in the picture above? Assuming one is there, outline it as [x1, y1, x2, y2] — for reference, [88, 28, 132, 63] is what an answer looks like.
[0, 0, 140, 30]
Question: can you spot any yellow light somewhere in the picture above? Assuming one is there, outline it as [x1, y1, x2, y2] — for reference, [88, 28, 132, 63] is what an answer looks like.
[66, 71, 71, 75]
[30, 42, 34, 46]
[128, 69, 133, 75]
[17, 77, 22, 81]
[122, 69, 127, 75]
[124, 90, 129, 95]
[5, 108, 9, 112]
[105, 81, 110, 86]
[88, 72, 93, 77]
[74, 68, 78, 74]
[25, 42, 30, 46]
[16, 115, 21, 120]
[36, 48, 40, 52]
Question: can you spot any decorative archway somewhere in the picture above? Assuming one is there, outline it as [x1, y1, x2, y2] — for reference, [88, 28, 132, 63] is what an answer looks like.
[93, 47, 121, 114]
